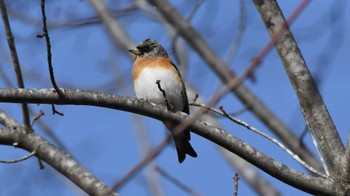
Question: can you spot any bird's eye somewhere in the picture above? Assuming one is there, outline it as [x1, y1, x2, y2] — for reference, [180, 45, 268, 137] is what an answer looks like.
[139, 45, 151, 52]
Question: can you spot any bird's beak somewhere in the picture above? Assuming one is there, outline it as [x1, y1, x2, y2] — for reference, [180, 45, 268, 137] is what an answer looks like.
[128, 48, 141, 56]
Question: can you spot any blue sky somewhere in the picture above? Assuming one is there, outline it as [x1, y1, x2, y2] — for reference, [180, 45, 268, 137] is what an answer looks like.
[0, 0, 349, 195]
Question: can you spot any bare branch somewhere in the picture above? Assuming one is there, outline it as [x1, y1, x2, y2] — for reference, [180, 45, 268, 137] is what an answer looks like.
[0, 125, 117, 196]
[252, 0, 344, 175]
[233, 173, 239, 196]
[156, 80, 172, 111]
[0, 0, 30, 128]
[190, 103, 324, 177]
[219, 106, 325, 177]
[40, 0, 64, 98]
[30, 110, 44, 127]
[51, 103, 64, 116]
[0, 109, 20, 127]
[0, 150, 36, 164]
[0, 88, 338, 195]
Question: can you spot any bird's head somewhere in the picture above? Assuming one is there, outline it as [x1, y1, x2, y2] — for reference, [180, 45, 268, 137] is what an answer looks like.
[128, 39, 168, 57]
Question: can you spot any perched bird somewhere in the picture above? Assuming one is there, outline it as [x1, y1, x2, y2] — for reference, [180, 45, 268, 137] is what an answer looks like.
[129, 39, 197, 163]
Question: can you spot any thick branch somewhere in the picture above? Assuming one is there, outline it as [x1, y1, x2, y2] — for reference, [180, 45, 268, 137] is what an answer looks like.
[0, 88, 340, 195]
[0, 120, 117, 196]
[251, 0, 344, 175]
[145, 0, 321, 171]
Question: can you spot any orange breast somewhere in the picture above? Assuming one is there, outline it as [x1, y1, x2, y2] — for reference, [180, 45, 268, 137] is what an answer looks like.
[132, 57, 177, 86]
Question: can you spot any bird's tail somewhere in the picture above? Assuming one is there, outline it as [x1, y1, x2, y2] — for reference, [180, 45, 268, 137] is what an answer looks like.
[174, 136, 197, 163]
[163, 120, 197, 163]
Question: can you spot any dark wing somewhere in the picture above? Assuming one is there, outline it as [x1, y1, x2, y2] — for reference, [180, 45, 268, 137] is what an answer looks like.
[169, 59, 189, 115]
[170, 59, 191, 141]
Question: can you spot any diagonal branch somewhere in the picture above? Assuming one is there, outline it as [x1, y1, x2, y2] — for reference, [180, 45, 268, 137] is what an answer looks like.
[0, 110, 117, 196]
[0, 88, 339, 195]
[251, 0, 344, 175]
[0, 0, 30, 128]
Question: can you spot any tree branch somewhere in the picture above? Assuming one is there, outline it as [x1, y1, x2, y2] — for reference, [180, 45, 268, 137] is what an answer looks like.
[0, 0, 30, 128]
[0, 111, 117, 196]
[0, 88, 339, 195]
[40, 0, 64, 99]
[0, 150, 36, 164]
[251, 0, 344, 175]
[187, 85, 280, 196]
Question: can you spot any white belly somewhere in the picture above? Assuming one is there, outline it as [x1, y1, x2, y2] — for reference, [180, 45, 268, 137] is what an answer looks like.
[133, 67, 184, 111]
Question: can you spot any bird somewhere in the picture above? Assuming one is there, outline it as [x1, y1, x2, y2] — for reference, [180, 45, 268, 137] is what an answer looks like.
[129, 39, 197, 163]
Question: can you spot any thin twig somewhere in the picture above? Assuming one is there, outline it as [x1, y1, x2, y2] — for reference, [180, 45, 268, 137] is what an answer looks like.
[154, 166, 201, 196]
[0, 151, 36, 163]
[40, 0, 64, 116]
[156, 80, 172, 111]
[219, 106, 326, 178]
[186, 0, 204, 22]
[37, 157, 45, 170]
[189, 103, 325, 177]
[51, 104, 64, 116]
[40, 0, 64, 98]
[31, 110, 45, 127]
[299, 126, 308, 145]
[309, 127, 329, 176]
[189, 103, 248, 117]
[0, 0, 30, 128]
[192, 94, 199, 103]
[233, 173, 239, 196]
[40, 0, 65, 117]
